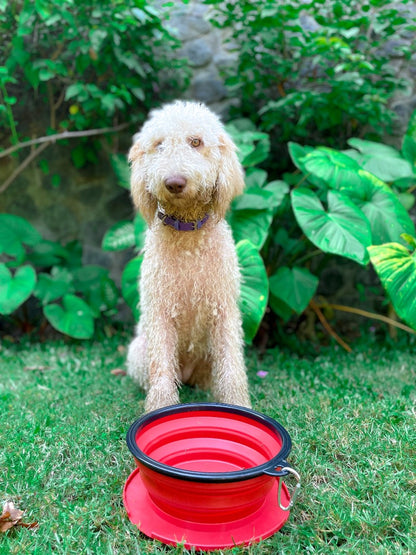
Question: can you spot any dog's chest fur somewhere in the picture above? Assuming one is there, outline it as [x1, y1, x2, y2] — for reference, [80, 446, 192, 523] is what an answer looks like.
[140, 219, 240, 349]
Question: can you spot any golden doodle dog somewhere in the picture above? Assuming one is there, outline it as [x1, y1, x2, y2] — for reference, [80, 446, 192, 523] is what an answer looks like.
[126, 100, 251, 412]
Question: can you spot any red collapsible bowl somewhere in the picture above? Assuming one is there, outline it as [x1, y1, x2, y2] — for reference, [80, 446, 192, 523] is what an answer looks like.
[124, 403, 296, 550]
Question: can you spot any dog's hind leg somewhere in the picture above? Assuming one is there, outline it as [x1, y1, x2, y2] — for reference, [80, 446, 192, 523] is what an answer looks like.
[126, 323, 149, 391]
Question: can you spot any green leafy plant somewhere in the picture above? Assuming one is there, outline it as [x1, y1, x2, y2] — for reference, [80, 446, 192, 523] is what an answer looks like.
[0, 214, 119, 339]
[225, 108, 416, 342]
[0, 0, 184, 137]
[207, 0, 416, 158]
[0, 0, 188, 196]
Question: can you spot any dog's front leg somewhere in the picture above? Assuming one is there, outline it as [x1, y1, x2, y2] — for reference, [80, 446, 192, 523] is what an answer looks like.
[209, 309, 251, 408]
[144, 317, 180, 412]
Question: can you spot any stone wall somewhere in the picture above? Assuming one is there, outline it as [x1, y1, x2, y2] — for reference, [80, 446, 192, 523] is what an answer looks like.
[166, 1, 237, 116]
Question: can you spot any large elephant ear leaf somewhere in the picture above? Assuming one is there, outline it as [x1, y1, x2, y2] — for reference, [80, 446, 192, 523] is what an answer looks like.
[121, 254, 143, 321]
[44, 294, 95, 339]
[402, 109, 416, 167]
[269, 266, 318, 315]
[0, 214, 42, 260]
[291, 188, 372, 265]
[368, 238, 416, 329]
[236, 240, 268, 344]
[301, 147, 362, 190]
[339, 170, 415, 244]
[0, 264, 37, 315]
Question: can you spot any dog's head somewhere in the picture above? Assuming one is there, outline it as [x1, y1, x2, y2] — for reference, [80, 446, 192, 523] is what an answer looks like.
[128, 101, 245, 224]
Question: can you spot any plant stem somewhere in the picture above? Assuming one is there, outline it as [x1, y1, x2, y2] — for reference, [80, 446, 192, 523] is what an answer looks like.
[0, 82, 19, 144]
[309, 299, 352, 352]
[322, 303, 416, 336]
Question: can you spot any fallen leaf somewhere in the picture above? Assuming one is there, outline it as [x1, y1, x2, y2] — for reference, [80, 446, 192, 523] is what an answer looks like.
[117, 345, 126, 354]
[0, 502, 38, 533]
[110, 368, 127, 376]
[0, 502, 24, 532]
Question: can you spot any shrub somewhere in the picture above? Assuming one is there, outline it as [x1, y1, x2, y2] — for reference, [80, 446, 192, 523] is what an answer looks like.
[0, 0, 186, 145]
[207, 0, 416, 152]
[0, 214, 119, 339]
[226, 109, 416, 339]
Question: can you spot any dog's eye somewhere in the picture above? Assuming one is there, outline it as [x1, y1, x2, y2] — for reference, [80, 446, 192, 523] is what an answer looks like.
[154, 140, 163, 150]
[189, 137, 202, 148]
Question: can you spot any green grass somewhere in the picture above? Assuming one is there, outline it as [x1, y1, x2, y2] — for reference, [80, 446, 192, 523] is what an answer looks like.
[1, 333, 415, 554]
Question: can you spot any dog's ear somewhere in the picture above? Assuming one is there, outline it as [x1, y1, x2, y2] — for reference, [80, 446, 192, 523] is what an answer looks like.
[128, 140, 157, 225]
[213, 133, 245, 220]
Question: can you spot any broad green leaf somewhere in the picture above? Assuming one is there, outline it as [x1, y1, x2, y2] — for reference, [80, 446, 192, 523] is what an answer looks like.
[368, 242, 416, 329]
[237, 240, 268, 344]
[302, 147, 362, 190]
[339, 170, 415, 244]
[121, 255, 143, 320]
[226, 122, 270, 167]
[110, 153, 130, 190]
[34, 272, 72, 304]
[72, 265, 108, 288]
[347, 137, 413, 182]
[398, 192, 415, 212]
[85, 275, 119, 316]
[291, 188, 371, 265]
[287, 142, 314, 172]
[241, 137, 270, 167]
[245, 168, 268, 188]
[59, 240, 83, 269]
[269, 295, 293, 322]
[228, 208, 274, 250]
[402, 109, 416, 167]
[0, 214, 42, 259]
[26, 239, 69, 267]
[71, 265, 118, 315]
[134, 214, 147, 250]
[0, 264, 36, 314]
[232, 187, 284, 211]
[269, 266, 318, 314]
[100, 277, 119, 310]
[402, 234, 416, 249]
[264, 180, 289, 205]
[102, 220, 135, 251]
[65, 83, 86, 101]
[44, 294, 94, 339]
[348, 138, 403, 158]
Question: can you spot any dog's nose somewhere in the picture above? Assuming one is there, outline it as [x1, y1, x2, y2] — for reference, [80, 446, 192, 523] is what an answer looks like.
[165, 175, 187, 194]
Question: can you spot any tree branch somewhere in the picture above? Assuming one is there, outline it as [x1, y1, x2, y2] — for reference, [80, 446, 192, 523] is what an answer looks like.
[0, 122, 131, 159]
[0, 142, 50, 194]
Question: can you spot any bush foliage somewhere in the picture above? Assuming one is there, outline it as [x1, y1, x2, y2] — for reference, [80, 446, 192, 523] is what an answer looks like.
[0, 0, 187, 154]
[207, 0, 416, 150]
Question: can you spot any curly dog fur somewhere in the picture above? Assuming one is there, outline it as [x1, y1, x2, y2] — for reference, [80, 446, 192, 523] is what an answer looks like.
[126, 100, 250, 412]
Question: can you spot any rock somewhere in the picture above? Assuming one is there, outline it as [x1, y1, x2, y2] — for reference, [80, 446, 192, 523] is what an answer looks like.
[183, 38, 213, 67]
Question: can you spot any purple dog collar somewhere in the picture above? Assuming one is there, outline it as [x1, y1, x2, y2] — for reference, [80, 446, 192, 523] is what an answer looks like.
[158, 211, 209, 231]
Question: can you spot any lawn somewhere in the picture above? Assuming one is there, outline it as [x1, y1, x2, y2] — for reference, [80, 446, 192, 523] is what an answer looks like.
[1, 332, 415, 554]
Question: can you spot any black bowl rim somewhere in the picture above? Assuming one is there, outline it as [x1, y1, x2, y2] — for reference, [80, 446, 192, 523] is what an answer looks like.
[126, 402, 292, 483]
